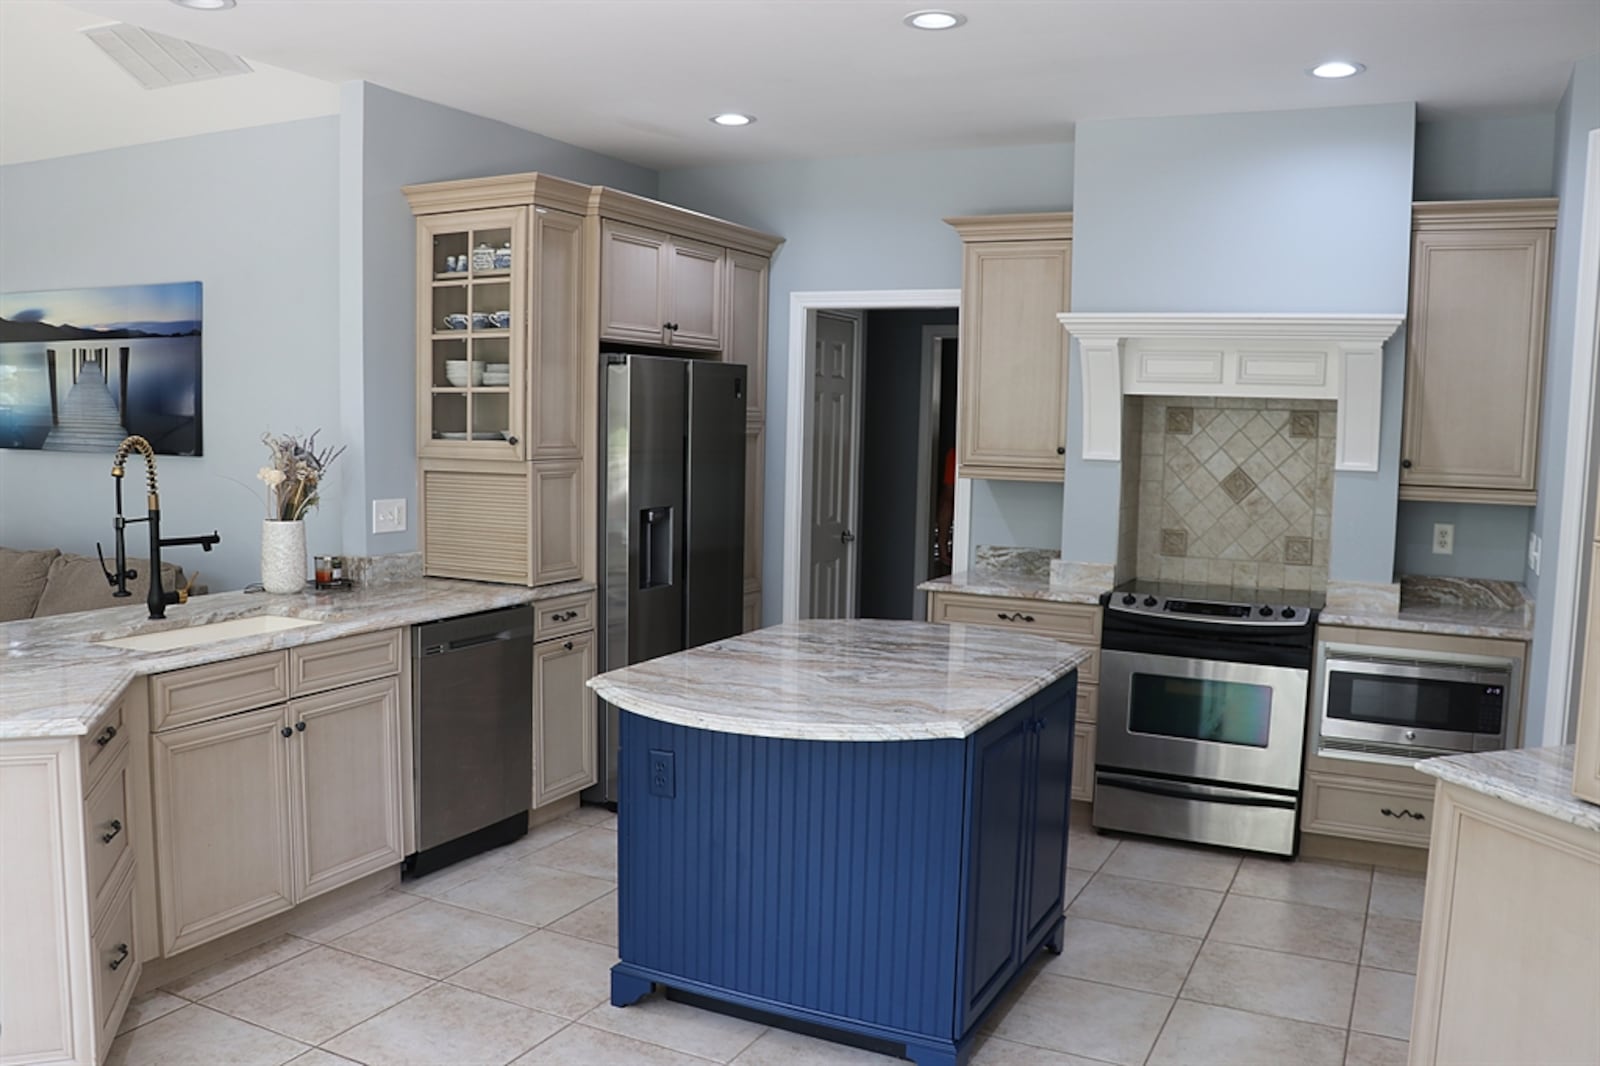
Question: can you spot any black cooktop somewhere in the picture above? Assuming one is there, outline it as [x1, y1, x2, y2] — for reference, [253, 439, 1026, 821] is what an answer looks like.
[1109, 579, 1326, 611]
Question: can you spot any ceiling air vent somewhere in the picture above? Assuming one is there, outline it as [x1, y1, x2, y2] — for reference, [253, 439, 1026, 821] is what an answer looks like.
[82, 22, 251, 90]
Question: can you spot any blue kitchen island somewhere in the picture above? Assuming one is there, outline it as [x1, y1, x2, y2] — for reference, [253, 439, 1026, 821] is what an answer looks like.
[588, 619, 1090, 1066]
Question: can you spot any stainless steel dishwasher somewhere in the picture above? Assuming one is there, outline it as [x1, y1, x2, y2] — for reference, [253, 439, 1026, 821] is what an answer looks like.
[407, 605, 533, 876]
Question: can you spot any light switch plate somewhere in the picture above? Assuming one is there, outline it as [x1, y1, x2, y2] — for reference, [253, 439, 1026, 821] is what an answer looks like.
[372, 498, 406, 534]
[1432, 523, 1454, 555]
[1528, 532, 1542, 575]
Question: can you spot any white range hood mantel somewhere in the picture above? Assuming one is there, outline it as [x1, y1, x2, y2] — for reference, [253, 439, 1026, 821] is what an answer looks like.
[1058, 312, 1404, 472]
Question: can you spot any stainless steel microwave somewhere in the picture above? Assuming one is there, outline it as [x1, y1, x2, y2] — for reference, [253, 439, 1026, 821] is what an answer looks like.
[1315, 643, 1520, 759]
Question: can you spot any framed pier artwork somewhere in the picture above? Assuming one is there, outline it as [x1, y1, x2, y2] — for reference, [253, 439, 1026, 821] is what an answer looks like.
[0, 281, 203, 455]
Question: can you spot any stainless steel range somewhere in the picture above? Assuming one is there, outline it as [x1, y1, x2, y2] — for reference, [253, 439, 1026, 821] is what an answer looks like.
[1093, 582, 1320, 856]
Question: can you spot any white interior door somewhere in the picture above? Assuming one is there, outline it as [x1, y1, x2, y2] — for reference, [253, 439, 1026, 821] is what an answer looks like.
[807, 311, 862, 619]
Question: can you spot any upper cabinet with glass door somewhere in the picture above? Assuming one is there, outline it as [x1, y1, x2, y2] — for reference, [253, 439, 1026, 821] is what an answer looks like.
[417, 207, 527, 460]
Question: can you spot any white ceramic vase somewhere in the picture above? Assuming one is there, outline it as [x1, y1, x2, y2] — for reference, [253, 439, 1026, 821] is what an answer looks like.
[261, 520, 307, 594]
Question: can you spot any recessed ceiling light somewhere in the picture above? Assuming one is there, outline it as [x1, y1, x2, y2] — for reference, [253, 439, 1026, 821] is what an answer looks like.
[710, 113, 755, 127]
[170, 0, 237, 8]
[905, 9, 966, 30]
[1310, 60, 1365, 79]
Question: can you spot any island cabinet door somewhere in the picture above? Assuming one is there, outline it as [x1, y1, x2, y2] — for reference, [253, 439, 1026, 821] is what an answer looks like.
[1019, 684, 1076, 955]
[957, 705, 1033, 1028]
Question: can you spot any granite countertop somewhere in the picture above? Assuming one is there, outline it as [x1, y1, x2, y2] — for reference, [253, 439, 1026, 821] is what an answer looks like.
[1321, 576, 1534, 641]
[0, 577, 594, 740]
[588, 618, 1091, 743]
[918, 569, 1102, 606]
[1416, 745, 1600, 833]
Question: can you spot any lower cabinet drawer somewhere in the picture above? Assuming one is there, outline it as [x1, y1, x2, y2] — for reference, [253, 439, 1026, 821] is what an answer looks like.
[1302, 771, 1435, 847]
[92, 868, 138, 1052]
[1072, 723, 1095, 803]
[930, 593, 1102, 645]
[84, 755, 131, 924]
[289, 629, 402, 697]
[81, 701, 127, 792]
[533, 592, 594, 642]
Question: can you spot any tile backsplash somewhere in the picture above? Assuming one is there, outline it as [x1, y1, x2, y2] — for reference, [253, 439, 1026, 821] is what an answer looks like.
[1124, 396, 1336, 591]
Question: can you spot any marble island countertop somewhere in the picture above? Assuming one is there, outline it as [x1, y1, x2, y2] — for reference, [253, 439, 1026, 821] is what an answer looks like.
[588, 618, 1092, 742]
[1417, 745, 1600, 833]
[917, 569, 1101, 605]
[0, 577, 593, 740]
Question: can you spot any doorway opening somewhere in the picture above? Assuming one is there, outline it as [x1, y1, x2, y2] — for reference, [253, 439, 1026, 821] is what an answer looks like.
[782, 290, 967, 623]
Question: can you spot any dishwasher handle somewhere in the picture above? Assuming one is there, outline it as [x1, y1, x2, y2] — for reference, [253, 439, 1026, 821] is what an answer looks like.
[423, 626, 533, 655]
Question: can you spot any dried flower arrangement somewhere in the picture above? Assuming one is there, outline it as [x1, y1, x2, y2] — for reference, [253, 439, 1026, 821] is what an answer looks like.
[258, 430, 345, 523]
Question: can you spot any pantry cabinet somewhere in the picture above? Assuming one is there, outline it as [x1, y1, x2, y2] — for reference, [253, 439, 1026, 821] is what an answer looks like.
[1401, 199, 1557, 505]
[946, 213, 1073, 482]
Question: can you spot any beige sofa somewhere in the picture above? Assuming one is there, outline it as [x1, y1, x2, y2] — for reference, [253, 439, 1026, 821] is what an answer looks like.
[0, 547, 187, 622]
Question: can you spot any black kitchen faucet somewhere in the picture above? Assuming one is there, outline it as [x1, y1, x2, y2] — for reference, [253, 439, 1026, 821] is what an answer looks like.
[98, 434, 220, 620]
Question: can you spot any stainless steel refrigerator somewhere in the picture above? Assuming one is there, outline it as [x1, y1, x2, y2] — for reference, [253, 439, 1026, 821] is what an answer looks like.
[585, 353, 747, 804]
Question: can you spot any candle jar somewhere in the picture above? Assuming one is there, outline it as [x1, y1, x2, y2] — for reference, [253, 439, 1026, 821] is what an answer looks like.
[314, 555, 334, 587]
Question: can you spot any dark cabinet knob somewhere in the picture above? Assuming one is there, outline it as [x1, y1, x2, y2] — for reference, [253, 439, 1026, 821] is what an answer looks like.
[295, 721, 306, 732]
[95, 725, 118, 747]
[563, 640, 574, 651]
[1056, 446, 1066, 455]
[101, 819, 123, 844]
[1401, 459, 1413, 469]
[281, 726, 293, 738]
[108, 943, 130, 971]
[507, 435, 519, 446]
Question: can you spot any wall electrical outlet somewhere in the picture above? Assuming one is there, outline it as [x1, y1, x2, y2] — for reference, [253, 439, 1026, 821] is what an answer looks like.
[1528, 532, 1542, 576]
[1432, 523, 1454, 555]
[372, 498, 406, 534]
[648, 749, 675, 799]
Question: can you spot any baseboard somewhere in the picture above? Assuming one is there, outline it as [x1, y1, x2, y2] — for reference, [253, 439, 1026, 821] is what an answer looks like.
[530, 792, 581, 827]
[1300, 832, 1429, 872]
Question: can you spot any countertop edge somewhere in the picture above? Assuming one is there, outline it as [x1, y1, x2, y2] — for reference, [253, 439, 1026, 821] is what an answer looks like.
[916, 572, 1102, 606]
[1, 578, 595, 740]
[1318, 608, 1533, 642]
[1416, 746, 1600, 834]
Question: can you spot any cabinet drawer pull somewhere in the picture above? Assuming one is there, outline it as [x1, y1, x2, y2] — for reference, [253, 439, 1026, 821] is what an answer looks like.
[94, 725, 119, 747]
[563, 640, 574, 651]
[1380, 807, 1425, 821]
[550, 610, 579, 622]
[295, 721, 306, 732]
[281, 726, 294, 739]
[101, 819, 123, 845]
[995, 611, 1036, 623]
[108, 943, 130, 971]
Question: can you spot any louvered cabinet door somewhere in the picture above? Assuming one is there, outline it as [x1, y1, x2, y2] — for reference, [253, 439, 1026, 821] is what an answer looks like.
[420, 459, 533, 584]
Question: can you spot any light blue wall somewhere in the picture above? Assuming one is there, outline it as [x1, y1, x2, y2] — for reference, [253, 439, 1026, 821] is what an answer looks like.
[657, 142, 1075, 621]
[0, 119, 342, 592]
[340, 83, 656, 556]
[1062, 104, 1416, 584]
[971, 481, 1065, 557]
[1414, 113, 1558, 200]
[1527, 54, 1600, 743]
[1394, 502, 1533, 580]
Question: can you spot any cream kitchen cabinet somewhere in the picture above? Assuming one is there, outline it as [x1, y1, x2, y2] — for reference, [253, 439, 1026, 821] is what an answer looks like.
[946, 213, 1073, 482]
[418, 456, 581, 587]
[533, 629, 597, 807]
[599, 220, 724, 351]
[1401, 199, 1557, 504]
[725, 250, 770, 422]
[1574, 459, 1600, 805]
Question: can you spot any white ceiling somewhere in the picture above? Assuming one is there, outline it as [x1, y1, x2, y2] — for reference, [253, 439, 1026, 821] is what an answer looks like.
[0, 1, 336, 166]
[8, 0, 1599, 169]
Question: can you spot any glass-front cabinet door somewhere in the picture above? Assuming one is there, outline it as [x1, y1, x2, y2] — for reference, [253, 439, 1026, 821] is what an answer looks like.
[417, 207, 527, 460]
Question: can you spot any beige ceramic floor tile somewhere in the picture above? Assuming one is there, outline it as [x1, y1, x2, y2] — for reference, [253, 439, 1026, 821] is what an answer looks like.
[1345, 1030, 1410, 1066]
[1231, 857, 1372, 914]
[287, 890, 422, 944]
[438, 858, 615, 927]
[1146, 999, 1346, 1066]
[547, 889, 619, 947]
[1062, 868, 1092, 909]
[514, 1023, 723, 1065]
[489, 818, 586, 862]
[116, 990, 187, 1035]
[323, 982, 565, 1066]
[1351, 966, 1415, 1040]
[1368, 869, 1426, 921]
[965, 1033, 1108, 1065]
[1180, 940, 1357, 1028]
[1360, 914, 1420, 974]
[106, 1004, 307, 1066]
[1209, 892, 1365, 963]
[986, 970, 1173, 1065]
[397, 849, 520, 900]
[199, 946, 431, 1045]
[728, 1027, 902, 1065]
[1043, 916, 1201, 995]
[450, 929, 617, 1019]
[581, 997, 766, 1062]
[1066, 872, 1224, 938]
[1099, 838, 1241, 892]
[524, 827, 618, 881]
[1066, 826, 1118, 872]
[332, 899, 533, 978]
[563, 805, 616, 827]
[286, 1051, 360, 1066]
[161, 935, 318, 1000]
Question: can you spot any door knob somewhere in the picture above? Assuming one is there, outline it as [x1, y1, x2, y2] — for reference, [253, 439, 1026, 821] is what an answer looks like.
[840, 530, 856, 544]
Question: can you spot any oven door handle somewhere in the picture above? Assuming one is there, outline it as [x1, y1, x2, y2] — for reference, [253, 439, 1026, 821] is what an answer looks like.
[1095, 771, 1298, 810]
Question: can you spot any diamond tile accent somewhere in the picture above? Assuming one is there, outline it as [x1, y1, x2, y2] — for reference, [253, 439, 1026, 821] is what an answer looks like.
[1220, 466, 1256, 503]
[1284, 536, 1314, 566]
[1160, 529, 1188, 557]
[1166, 406, 1194, 434]
[1290, 411, 1319, 438]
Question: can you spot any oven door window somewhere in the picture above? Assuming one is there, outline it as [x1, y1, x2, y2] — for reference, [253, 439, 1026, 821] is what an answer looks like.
[1128, 674, 1274, 748]
[1326, 672, 1503, 735]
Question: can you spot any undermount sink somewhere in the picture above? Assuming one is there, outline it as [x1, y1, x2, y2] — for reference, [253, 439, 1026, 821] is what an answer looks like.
[94, 615, 321, 652]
